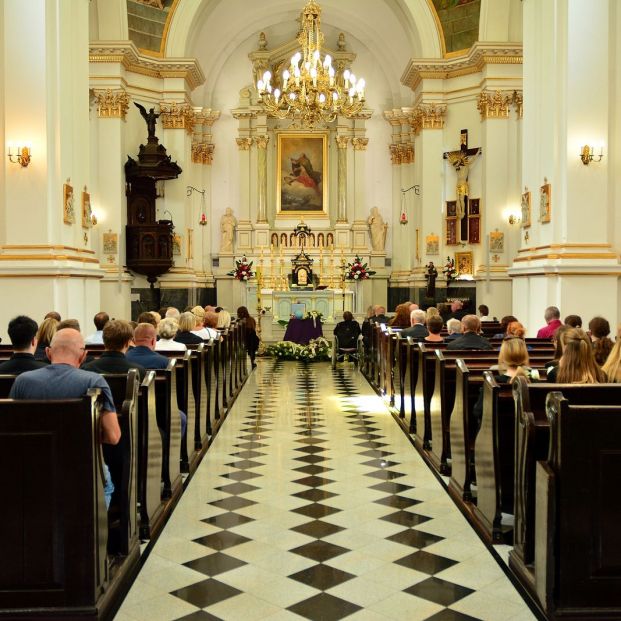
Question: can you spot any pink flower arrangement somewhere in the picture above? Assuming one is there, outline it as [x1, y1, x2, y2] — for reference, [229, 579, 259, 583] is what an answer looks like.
[345, 256, 376, 280]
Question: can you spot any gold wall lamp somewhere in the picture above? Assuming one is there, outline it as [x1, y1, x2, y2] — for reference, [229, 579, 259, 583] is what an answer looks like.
[7, 143, 31, 167]
[580, 144, 604, 165]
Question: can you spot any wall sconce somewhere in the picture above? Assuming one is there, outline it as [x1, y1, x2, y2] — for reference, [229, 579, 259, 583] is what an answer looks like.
[7, 143, 31, 167]
[580, 144, 604, 165]
[505, 208, 521, 226]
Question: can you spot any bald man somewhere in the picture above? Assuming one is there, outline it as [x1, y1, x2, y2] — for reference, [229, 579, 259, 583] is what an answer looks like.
[9, 328, 121, 444]
[446, 314, 492, 350]
[126, 323, 169, 369]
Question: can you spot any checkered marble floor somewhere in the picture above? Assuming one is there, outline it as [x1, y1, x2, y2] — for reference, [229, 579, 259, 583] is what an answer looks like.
[115, 360, 538, 621]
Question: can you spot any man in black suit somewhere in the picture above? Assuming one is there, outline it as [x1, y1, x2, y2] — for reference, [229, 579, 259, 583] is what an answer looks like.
[447, 300, 467, 321]
[400, 309, 429, 340]
[446, 315, 492, 350]
[82, 320, 145, 378]
[370, 305, 389, 325]
[0, 316, 46, 374]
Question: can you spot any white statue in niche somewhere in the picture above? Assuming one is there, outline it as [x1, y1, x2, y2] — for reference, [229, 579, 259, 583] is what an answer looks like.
[367, 206, 388, 251]
[220, 207, 237, 253]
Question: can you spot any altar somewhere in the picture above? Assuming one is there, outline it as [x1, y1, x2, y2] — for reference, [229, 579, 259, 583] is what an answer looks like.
[271, 289, 353, 322]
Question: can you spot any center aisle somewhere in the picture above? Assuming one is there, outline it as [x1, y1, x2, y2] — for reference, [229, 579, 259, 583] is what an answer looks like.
[116, 361, 536, 621]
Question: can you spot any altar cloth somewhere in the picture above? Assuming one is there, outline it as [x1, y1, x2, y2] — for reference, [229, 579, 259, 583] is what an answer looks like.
[283, 318, 323, 345]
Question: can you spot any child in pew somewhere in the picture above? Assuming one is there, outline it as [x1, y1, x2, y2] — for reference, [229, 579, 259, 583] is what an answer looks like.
[472, 337, 537, 434]
[553, 328, 606, 384]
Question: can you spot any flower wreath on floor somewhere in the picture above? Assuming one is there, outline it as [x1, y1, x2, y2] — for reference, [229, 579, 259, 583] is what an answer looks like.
[345, 255, 376, 280]
[227, 256, 254, 281]
[266, 337, 331, 362]
[277, 311, 325, 328]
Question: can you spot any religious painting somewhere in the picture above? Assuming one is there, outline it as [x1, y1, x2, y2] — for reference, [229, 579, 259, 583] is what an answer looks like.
[455, 251, 473, 276]
[426, 233, 439, 256]
[489, 230, 504, 253]
[63, 181, 75, 225]
[445, 201, 457, 246]
[81, 187, 92, 228]
[540, 182, 551, 223]
[521, 190, 531, 228]
[467, 198, 481, 243]
[102, 230, 118, 254]
[172, 233, 182, 256]
[277, 133, 328, 217]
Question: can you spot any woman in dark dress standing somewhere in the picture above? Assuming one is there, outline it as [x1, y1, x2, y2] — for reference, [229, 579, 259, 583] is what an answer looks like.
[237, 306, 259, 369]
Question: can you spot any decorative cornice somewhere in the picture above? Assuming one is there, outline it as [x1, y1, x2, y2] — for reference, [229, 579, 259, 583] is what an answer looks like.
[160, 101, 194, 132]
[348, 109, 373, 120]
[231, 109, 259, 120]
[336, 136, 350, 149]
[477, 90, 512, 119]
[401, 42, 523, 91]
[94, 88, 130, 119]
[193, 109, 220, 127]
[254, 135, 270, 149]
[411, 103, 446, 132]
[352, 137, 369, 151]
[236, 137, 253, 150]
[89, 41, 205, 91]
[191, 143, 215, 165]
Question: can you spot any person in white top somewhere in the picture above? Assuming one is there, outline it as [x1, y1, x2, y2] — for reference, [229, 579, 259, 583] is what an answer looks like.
[190, 306, 218, 340]
[478, 304, 493, 322]
[155, 318, 187, 351]
[85, 311, 109, 345]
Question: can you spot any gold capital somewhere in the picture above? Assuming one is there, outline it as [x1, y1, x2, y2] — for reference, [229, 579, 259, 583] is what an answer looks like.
[352, 137, 369, 151]
[95, 89, 130, 119]
[336, 136, 350, 149]
[160, 101, 195, 133]
[236, 137, 253, 150]
[477, 90, 512, 120]
[255, 135, 270, 149]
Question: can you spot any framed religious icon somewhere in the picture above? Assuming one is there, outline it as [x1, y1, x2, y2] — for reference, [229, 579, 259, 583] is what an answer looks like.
[489, 230, 504, 253]
[467, 198, 481, 243]
[63, 181, 75, 224]
[445, 201, 457, 245]
[277, 132, 328, 217]
[521, 189, 531, 228]
[172, 233, 182, 255]
[455, 251, 473, 276]
[81, 187, 92, 228]
[426, 233, 439, 255]
[102, 230, 118, 254]
[540, 181, 551, 223]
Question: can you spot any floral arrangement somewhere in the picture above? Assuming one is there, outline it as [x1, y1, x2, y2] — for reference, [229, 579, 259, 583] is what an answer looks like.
[306, 310, 324, 327]
[266, 337, 331, 362]
[442, 256, 457, 282]
[344, 255, 376, 280]
[227, 256, 254, 281]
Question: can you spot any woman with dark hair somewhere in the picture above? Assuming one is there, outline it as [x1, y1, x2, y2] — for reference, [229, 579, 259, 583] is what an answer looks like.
[238, 306, 259, 369]
[589, 316, 614, 366]
[492, 315, 518, 339]
[564, 314, 582, 328]
[334, 311, 361, 349]
[389, 303, 410, 328]
[424, 316, 444, 343]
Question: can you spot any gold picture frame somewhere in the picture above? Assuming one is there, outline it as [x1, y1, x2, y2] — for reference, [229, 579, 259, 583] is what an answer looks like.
[277, 132, 328, 217]
[63, 181, 75, 224]
[489, 230, 504, 253]
[426, 233, 439, 255]
[540, 182, 551, 223]
[81, 187, 92, 228]
[521, 189, 531, 228]
[172, 233, 182, 256]
[455, 251, 473, 276]
[102, 230, 118, 254]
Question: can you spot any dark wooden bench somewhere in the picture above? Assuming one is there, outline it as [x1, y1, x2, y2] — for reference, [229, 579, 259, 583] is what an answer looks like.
[0, 391, 139, 619]
[533, 393, 621, 620]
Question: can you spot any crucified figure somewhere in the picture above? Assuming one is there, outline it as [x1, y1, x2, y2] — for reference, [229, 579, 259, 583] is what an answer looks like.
[446, 144, 480, 221]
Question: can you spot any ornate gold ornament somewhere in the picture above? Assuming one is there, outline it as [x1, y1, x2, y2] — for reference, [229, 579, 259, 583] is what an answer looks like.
[254, 135, 270, 149]
[335, 136, 350, 150]
[160, 101, 195, 133]
[477, 90, 513, 120]
[512, 90, 523, 118]
[95, 89, 131, 119]
[255, 0, 366, 127]
[411, 103, 447, 133]
[191, 143, 215, 165]
[389, 144, 402, 165]
[352, 137, 369, 151]
[236, 137, 253, 150]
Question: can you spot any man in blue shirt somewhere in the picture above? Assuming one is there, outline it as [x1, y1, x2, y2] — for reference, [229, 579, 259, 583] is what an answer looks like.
[126, 323, 168, 369]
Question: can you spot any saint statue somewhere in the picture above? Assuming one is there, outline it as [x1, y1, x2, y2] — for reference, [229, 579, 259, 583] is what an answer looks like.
[220, 208, 237, 253]
[425, 262, 438, 299]
[446, 144, 480, 221]
[367, 206, 388, 251]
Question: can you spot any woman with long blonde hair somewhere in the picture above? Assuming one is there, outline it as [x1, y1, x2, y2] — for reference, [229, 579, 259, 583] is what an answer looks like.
[556, 328, 606, 384]
[34, 317, 59, 361]
[602, 325, 621, 382]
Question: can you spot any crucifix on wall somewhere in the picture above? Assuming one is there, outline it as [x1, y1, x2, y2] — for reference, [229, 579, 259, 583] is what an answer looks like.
[443, 129, 482, 243]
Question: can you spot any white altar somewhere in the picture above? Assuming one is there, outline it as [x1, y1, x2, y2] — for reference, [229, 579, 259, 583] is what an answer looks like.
[271, 289, 353, 321]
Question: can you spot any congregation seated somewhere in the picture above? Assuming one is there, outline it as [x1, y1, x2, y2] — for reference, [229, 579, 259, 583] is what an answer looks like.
[137, 311, 158, 328]
[400, 309, 429, 340]
[0, 315, 46, 374]
[174, 312, 204, 345]
[446, 315, 492, 350]
[602, 325, 621, 382]
[333, 311, 361, 349]
[165, 306, 180, 320]
[389, 303, 410, 328]
[58, 318, 81, 331]
[82, 320, 145, 378]
[426, 306, 440, 322]
[544, 324, 570, 381]
[491, 314, 518, 339]
[190, 306, 217, 340]
[85, 311, 110, 345]
[589, 316, 613, 365]
[478, 304, 493, 322]
[548, 328, 606, 383]
[203, 311, 220, 339]
[536, 305, 563, 338]
[217, 309, 232, 330]
[155, 317, 187, 351]
[34, 316, 58, 362]
[564, 314, 582, 328]
[370, 304, 389, 325]
[445, 318, 462, 341]
[424, 316, 444, 343]
[447, 300, 467, 322]
[126, 323, 169, 369]
[44, 310, 61, 322]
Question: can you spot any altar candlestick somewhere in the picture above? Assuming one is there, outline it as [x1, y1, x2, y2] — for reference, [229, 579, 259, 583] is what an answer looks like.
[318, 247, 323, 285]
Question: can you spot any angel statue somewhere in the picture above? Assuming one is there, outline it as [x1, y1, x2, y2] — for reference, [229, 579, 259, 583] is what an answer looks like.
[134, 102, 160, 141]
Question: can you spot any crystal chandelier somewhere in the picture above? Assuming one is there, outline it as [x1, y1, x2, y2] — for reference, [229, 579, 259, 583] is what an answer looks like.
[256, 0, 366, 127]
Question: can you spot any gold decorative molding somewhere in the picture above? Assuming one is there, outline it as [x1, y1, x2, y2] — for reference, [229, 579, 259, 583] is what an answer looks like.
[352, 137, 369, 151]
[191, 143, 215, 165]
[231, 109, 259, 120]
[512, 90, 523, 118]
[389, 143, 414, 165]
[401, 42, 523, 92]
[477, 90, 512, 119]
[236, 137, 253, 150]
[335, 136, 350, 149]
[160, 101, 194, 132]
[94, 88, 130, 119]
[193, 109, 220, 127]
[89, 41, 205, 91]
[411, 103, 446, 132]
[254, 135, 270, 149]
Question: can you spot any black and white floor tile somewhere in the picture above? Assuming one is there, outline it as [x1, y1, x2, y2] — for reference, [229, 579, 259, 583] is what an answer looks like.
[115, 361, 536, 621]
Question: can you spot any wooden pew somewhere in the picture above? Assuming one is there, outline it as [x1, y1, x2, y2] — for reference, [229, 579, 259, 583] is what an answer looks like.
[0, 391, 139, 619]
[533, 393, 621, 620]
[509, 378, 621, 595]
[101, 371, 140, 557]
[184, 343, 206, 472]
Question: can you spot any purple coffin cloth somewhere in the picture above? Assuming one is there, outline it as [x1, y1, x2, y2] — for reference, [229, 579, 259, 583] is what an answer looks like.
[283, 318, 323, 345]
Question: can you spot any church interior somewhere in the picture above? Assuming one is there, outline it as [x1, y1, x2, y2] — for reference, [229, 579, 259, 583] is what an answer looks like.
[1, 0, 621, 620]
